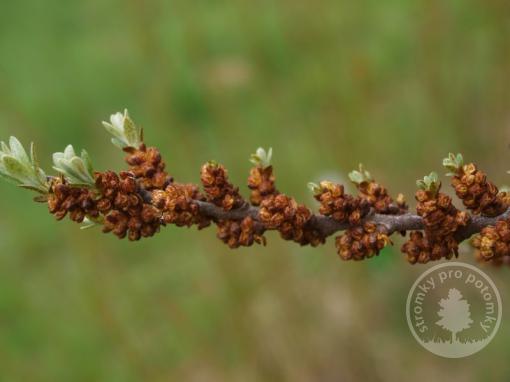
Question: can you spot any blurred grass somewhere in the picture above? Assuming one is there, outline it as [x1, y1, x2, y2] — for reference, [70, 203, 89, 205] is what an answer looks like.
[1, 0, 510, 380]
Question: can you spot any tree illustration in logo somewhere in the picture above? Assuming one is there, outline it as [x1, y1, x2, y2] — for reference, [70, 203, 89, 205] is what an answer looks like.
[436, 288, 474, 344]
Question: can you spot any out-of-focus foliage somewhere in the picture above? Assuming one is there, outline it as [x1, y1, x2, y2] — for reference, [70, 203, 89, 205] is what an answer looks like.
[0, 0, 510, 381]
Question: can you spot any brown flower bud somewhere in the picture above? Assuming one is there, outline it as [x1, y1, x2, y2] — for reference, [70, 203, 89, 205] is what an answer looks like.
[336, 223, 391, 261]
[201, 163, 244, 211]
[156, 183, 210, 228]
[248, 166, 278, 206]
[47, 177, 99, 224]
[259, 194, 319, 245]
[473, 219, 510, 261]
[124, 145, 171, 190]
[314, 182, 370, 225]
[449, 163, 507, 217]
[216, 217, 266, 248]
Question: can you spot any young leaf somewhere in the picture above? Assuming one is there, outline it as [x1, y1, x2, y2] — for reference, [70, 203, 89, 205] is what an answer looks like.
[417, 172, 441, 194]
[3, 156, 32, 183]
[307, 182, 321, 195]
[52, 145, 96, 186]
[443, 152, 464, 176]
[250, 147, 273, 168]
[349, 164, 372, 185]
[0, 137, 48, 193]
[102, 109, 142, 149]
[9, 136, 29, 163]
[81, 150, 94, 177]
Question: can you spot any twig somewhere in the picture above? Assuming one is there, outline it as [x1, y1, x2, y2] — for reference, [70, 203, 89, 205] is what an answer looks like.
[189, 200, 510, 241]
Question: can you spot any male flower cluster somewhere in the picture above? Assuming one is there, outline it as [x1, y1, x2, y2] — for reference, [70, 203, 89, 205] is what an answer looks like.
[444, 153, 508, 217]
[152, 183, 210, 229]
[217, 217, 266, 248]
[201, 162, 245, 211]
[124, 144, 171, 190]
[47, 177, 99, 223]
[349, 164, 407, 214]
[336, 222, 391, 261]
[310, 181, 370, 225]
[260, 194, 321, 245]
[247, 148, 278, 206]
[95, 171, 161, 241]
[472, 220, 510, 260]
[402, 173, 469, 264]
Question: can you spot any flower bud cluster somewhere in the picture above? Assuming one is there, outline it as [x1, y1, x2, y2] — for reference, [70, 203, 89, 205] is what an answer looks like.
[444, 153, 508, 216]
[200, 162, 245, 211]
[402, 182, 469, 264]
[349, 165, 407, 214]
[124, 144, 171, 190]
[336, 222, 391, 261]
[95, 171, 161, 241]
[259, 194, 323, 245]
[152, 183, 210, 229]
[247, 166, 277, 206]
[312, 181, 371, 225]
[47, 177, 99, 223]
[472, 220, 510, 261]
[451, 163, 507, 217]
[217, 217, 266, 248]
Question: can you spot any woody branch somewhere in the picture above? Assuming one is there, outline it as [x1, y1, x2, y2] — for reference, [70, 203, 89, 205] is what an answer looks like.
[181, 200, 510, 242]
[1, 109, 510, 266]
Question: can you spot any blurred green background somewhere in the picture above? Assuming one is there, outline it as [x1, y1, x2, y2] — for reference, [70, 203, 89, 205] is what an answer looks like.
[1, 0, 510, 380]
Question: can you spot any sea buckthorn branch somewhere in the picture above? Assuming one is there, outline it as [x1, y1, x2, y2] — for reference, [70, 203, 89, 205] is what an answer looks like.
[189, 201, 419, 238]
[2, 109, 510, 265]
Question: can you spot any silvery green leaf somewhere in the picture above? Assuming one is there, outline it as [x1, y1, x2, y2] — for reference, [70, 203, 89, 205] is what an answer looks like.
[348, 171, 364, 184]
[102, 121, 123, 139]
[0, 137, 49, 193]
[9, 136, 29, 163]
[417, 172, 440, 193]
[64, 145, 76, 160]
[30, 142, 38, 168]
[30, 142, 46, 184]
[428, 172, 438, 183]
[110, 111, 125, 130]
[0, 170, 23, 185]
[443, 153, 462, 175]
[53, 161, 84, 184]
[249, 154, 260, 166]
[1, 141, 10, 154]
[307, 182, 321, 195]
[123, 112, 139, 146]
[349, 164, 372, 185]
[103, 109, 142, 149]
[81, 150, 94, 177]
[19, 184, 47, 194]
[250, 147, 272, 168]
[69, 157, 92, 182]
[111, 137, 126, 150]
[52, 152, 65, 164]
[52, 145, 95, 186]
[3, 156, 32, 183]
